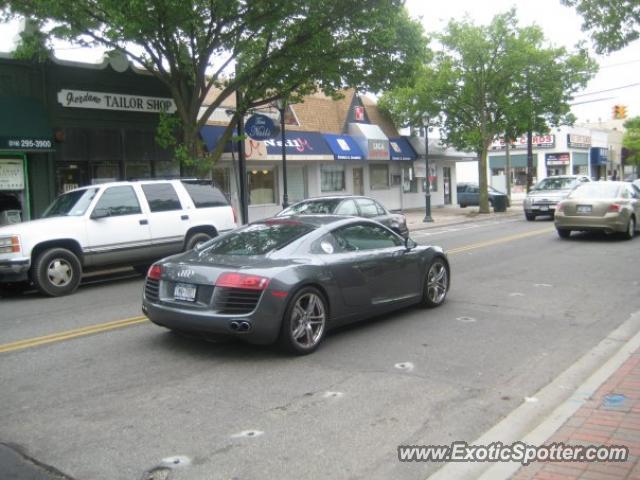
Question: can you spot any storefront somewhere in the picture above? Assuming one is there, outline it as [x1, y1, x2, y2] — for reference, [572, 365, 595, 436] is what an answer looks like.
[545, 152, 570, 176]
[590, 147, 608, 180]
[0, 95, 55, 223]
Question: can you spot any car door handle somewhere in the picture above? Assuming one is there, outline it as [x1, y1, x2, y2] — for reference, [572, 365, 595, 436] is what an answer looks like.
[139, 219, 148, 225]
[181, 215, 189, 220]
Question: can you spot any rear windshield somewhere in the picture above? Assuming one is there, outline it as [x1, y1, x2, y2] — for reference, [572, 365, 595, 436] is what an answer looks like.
[181, 181, 229, 208]
[201, 221, 315, 256]
[532, 177, 579, 191]
[569, 183, 621, 199]
[279, 199, 341, 216]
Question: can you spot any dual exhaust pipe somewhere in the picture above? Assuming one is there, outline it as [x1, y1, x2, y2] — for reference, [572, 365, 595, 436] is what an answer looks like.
[229, 320, 252, 332]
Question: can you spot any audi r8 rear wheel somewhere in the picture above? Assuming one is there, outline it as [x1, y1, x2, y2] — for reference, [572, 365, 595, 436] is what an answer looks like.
[421, 257, 449, 308]
[278, 287, 327, 355]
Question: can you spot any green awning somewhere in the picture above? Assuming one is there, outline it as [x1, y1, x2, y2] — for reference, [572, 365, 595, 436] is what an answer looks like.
[489, 154, 537, 169]
[0, 96, 54, 152]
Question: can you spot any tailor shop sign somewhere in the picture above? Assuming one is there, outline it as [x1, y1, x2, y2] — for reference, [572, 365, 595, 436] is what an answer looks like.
[57, 89, 177, 114]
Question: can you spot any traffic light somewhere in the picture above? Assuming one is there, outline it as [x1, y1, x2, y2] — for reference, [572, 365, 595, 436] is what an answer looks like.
[613, 104, 628, 119]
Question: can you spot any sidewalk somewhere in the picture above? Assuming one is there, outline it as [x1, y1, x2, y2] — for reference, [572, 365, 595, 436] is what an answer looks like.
[512, 348, 640, 480]
[401, 197, 524, 232]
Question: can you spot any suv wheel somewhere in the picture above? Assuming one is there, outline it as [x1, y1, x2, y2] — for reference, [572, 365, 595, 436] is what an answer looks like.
[185, 232, 213, 250]
[525, 212, 536, 221]
[32, 248, 82, 297]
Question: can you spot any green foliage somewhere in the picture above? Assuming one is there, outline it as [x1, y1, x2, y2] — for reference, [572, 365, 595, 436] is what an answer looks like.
[1, 0, 426, 172]
[11, 19, 51, 62]
[623, 116, 640, 166]
[379, 9, 596, 213]
[561, 0, 640, 54]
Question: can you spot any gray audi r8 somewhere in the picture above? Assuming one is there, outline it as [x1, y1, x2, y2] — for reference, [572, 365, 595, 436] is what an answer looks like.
[142, 215, 449, 354]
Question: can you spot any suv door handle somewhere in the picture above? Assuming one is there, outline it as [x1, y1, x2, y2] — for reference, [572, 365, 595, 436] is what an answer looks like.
[139, 219, 148, 225]
[181, 215, 189, 220]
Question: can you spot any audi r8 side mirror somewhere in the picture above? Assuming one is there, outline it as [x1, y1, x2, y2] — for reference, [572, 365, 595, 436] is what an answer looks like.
[405, 238, 417, 250]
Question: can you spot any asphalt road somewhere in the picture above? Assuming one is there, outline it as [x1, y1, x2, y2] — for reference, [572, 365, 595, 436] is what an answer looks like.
[1, 216, 639, 480]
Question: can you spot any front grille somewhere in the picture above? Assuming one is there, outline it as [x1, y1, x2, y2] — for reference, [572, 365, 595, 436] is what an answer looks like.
[216, 287, 262, 314]
[145, 278, 160, 302]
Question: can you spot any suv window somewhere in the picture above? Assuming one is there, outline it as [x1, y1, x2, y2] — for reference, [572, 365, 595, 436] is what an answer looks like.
[333, 224, 402, 251]
[93, 186, 141, 216]
[181, 181, 229, 208]
[141, 183, 182, 212]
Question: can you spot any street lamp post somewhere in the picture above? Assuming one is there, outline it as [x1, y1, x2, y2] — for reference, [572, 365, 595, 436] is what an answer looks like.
[275, 98, 289, 209]
[423, 119, 433, 223]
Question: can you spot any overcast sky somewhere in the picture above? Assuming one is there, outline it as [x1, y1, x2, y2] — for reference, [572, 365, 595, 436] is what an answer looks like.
[1, 1, 638, 123]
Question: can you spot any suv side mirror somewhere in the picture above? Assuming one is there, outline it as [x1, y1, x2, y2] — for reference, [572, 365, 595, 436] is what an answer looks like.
[90, 207, 111, 220]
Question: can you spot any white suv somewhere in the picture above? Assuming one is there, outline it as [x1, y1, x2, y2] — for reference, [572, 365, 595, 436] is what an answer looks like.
[0, 180, 236, 296]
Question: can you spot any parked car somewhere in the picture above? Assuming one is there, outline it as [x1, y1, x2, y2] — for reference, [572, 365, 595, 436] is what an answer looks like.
[554, 181, 639, 239]
[0, 180, 236, 296]
[523, 175, 590, 220]
[143, 215, 449, 354]
[456, 183, 510, 208]
[277, 195, 409, 238]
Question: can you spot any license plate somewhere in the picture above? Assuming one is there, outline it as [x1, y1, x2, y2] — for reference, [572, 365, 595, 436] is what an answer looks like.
[538, 205, 549, 212]
[577, 205, 592, 214]
[174, 283, 197, 301]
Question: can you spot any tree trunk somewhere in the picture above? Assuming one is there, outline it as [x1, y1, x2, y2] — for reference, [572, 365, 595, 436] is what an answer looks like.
[478, 146, 490, 214]
[526, 129, 534, 193]
[505, 134, 512, 200]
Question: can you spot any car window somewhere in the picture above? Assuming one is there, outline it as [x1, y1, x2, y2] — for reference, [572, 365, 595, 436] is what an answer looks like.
[311, 233, 341, 254]
[141, 183, 182, 212]
[280, 199, 341, 215]
[533, 177, 579, 191]
[181, 181, 228, 208]
[373, 200, 386, 215]
[335, 199, 359, 215]
[42, 188, 99, 218]
[569, 183, 621, 199]
[93, 186, 142, 217]
[355, 199, 380, 218]
[201, 221, 315, 256]
[333, 224, 402, 251]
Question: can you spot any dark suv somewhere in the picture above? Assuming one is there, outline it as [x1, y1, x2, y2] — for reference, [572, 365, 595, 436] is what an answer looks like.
[457, 183, 510, 208]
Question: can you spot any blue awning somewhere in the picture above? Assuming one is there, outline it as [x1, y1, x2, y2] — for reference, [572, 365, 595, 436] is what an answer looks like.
[200, 125, 234, 152]
[263, 131, 333, 157]
[389, 137, 417, 161]
[322, 133, 365, 160]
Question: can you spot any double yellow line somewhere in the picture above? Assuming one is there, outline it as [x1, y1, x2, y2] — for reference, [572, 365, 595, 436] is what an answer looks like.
[448, 227, 553, 255]
[0, 226, 554, 354]
[0, 316, 147, 354]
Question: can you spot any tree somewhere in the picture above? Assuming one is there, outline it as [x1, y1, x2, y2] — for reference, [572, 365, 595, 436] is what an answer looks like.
[1, 0, 425, 170]
[561, 0, 640, 53]
[623, 117, 640, 175]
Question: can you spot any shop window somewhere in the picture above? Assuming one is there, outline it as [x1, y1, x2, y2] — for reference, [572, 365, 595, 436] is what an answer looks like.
[141, 183, 183, 212]
[370, 164, 389, 190]
[212, 167, 232, 200]
[91, 162, 120, 184]
[93, 186, 142, 216]
[248, 168, 276, 205]
[321, 164, 345, 192]
[422, 164, 438, 192]
[58, 128, 89, 162]
[402, 165, 417, 193]
[124, 130, 153, 179]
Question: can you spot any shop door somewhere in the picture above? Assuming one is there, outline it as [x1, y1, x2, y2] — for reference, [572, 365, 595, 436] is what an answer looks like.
[353, 167, 364, 195]
[443, 167, 452, 205]
[56, 163, 89, 195]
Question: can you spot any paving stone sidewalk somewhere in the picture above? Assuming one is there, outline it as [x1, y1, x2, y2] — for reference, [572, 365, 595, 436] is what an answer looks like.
[513, 348, 640, 480]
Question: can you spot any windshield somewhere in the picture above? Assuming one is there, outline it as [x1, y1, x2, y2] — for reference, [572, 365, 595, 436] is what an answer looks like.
[201, 221, 316, 256]
[279, 199, 342, 216]
[42, 188, 99, 218]
[532, 177, 579, 191]
[569, 183, 621, 199]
